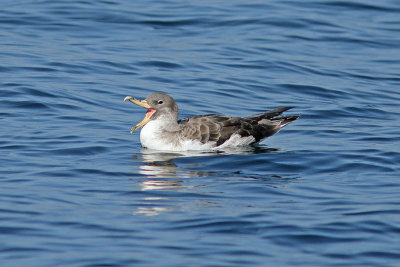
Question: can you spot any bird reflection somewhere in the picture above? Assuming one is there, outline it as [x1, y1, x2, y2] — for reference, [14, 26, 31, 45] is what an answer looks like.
[136, 146, 278, 179]
[134, 206, 172, 216]
[132, 146, 280, 216]
[140, 179, 184, 191]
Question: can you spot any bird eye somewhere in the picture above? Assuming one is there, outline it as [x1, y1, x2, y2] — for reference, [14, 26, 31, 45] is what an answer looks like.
[158, 100, 163, 105]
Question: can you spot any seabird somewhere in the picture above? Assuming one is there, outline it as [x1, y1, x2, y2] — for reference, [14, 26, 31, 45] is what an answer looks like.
[124, 93, 299, 151]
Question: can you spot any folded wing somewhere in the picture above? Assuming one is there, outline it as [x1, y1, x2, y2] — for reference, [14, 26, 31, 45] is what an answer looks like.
[178, 107, 299, 146]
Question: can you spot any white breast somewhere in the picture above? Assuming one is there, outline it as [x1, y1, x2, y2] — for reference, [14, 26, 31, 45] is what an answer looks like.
[140, 120, 172, 150]
[139, 120, 215, 151]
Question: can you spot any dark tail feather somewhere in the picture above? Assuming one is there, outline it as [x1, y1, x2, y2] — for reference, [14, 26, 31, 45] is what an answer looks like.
[275, 115, 300, 128]
[244, 107, 296, 121]
[240, 108, 299, 143]
[265, 107, 293, 117]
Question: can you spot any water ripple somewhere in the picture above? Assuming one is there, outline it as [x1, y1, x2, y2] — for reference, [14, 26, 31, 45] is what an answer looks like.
[1, 0, 400, 266]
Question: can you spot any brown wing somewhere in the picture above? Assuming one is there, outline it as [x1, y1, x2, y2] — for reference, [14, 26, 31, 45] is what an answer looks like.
[178, 114, 244, 145]
[178, 108, 299, 146]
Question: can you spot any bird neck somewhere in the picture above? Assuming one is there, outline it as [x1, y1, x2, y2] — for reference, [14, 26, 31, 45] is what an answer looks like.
[151, 113, 179, 131]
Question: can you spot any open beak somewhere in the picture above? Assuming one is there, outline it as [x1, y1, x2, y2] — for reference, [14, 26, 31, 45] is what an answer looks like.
[124, 96, 156, 134]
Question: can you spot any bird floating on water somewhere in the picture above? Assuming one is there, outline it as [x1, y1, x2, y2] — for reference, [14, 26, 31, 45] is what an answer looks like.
[124, 93, 299, 151]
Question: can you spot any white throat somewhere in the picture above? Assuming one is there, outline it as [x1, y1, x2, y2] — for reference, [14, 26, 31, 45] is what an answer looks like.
[140, 118, 177, 150]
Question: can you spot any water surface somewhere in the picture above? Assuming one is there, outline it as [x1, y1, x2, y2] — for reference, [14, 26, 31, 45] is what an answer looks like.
[1, 0, 400, 266]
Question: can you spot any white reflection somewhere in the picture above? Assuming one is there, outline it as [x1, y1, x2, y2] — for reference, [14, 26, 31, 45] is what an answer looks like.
[132, 146, 279, 216]
[140, 180, 184, 191]
[133, 206, 172, 216]
[137, 147, 275, 178]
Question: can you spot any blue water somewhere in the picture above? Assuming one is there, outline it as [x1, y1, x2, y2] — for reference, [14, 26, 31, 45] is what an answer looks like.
[1, 0, 400, 266]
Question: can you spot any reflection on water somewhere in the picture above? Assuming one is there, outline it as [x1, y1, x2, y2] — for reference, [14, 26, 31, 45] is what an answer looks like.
[140, 180, 184, 191]
[133, 197, 220, 216]
[136, 147, 278, 178]
[132, 146, 285, 216]
[134, 204, 172, 216]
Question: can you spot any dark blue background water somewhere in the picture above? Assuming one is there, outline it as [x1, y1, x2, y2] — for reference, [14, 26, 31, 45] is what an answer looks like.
[1, 0, 400, 266]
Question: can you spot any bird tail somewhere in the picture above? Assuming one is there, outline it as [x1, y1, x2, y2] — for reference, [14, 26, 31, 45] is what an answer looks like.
[238, 107, 299, 143]
[274, 115, 300, 128]
[244, 107, 300, 127]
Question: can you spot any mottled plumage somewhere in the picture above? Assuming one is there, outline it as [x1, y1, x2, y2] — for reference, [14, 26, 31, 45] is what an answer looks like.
[124, 93, 299, 151]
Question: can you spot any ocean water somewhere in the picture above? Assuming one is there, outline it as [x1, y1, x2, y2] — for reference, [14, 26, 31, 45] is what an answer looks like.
[1, 0, 400, 266]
